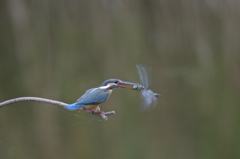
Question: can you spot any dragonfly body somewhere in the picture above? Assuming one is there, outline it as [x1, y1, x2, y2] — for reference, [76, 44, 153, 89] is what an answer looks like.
[133, 84, 162, 97]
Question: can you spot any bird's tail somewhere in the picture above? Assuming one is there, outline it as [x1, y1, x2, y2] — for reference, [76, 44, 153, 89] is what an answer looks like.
[64, 103, 85, 111]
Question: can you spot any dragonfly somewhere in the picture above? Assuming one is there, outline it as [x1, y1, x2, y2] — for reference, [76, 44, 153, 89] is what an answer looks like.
[133, 65, 162, 112]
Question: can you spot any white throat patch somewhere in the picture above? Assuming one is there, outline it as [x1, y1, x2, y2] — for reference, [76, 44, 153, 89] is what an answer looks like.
[99, 85, 110, 89]
[99, 83, 116, 89]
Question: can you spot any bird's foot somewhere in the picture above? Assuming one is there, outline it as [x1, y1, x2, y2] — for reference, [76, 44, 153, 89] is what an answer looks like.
[90, 109, 95, 114]
[87, 110, 105, 116]
[97, 111, 105, 116]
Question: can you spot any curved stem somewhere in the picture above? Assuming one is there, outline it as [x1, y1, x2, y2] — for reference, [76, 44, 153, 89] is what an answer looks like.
[0, 97, 115, 121]
[0, 97, 68, 108]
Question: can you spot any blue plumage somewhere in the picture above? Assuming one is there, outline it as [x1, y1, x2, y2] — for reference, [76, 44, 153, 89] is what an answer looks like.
[64, 87, 110, 111]
[76, 89, 110, 105]
[64, 103, 85, 111]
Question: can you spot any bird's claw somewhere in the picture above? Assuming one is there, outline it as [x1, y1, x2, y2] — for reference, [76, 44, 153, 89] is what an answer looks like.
[98, 111, 104, 116]
[89, 110, 105, 116]
[90, 109, 95, 114]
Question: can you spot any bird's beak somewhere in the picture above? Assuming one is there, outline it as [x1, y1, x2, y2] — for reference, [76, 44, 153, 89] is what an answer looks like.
[117, 81, 136, 90]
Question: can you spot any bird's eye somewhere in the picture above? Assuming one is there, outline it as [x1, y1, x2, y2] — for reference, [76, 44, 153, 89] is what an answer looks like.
[114, 81, 119, 83]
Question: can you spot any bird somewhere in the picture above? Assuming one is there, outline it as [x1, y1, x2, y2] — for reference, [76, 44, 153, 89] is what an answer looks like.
[64, 79, 135, 115]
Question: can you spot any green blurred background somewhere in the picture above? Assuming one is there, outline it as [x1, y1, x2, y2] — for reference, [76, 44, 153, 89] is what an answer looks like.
[0, 0, 240, 159]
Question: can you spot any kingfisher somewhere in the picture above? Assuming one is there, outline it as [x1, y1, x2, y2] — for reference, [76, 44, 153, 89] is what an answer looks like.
[64, 79, 135, 115]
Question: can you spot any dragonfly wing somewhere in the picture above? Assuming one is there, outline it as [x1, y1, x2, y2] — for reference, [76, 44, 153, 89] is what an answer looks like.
[139, 89, 158, 112]
[136, 65, 147, 88]
[136, 65, 151, 89]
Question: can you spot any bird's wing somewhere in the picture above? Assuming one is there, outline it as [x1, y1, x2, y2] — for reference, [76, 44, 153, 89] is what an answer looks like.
[76, 89, 110, 105]
[76, 88, 96, 102]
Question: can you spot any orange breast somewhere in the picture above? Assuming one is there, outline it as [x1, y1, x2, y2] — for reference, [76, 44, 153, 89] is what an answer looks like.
[84, 104, 101, 110]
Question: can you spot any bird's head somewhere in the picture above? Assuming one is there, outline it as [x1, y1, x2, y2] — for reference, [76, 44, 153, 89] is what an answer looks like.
[100, 79, 136, 90]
